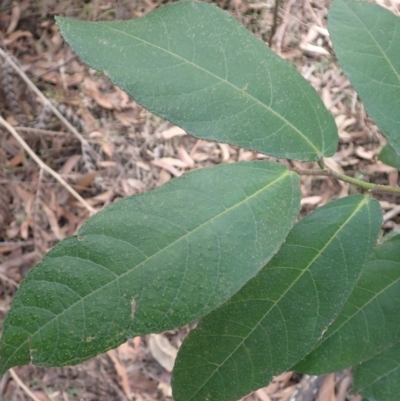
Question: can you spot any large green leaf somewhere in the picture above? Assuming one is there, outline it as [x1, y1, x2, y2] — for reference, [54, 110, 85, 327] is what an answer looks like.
[0, 161, 300, 375]
[353, 340, 400, 401]
[295, 235, 400, 375]
[56, 1, 337, 161]
[328, 0, 400, 154]
[171, 195, 382, 401]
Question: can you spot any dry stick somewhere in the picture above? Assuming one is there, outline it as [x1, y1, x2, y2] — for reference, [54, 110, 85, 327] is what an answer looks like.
[0, 241, 34, 247]
[383, 205, 400, 222]
[35, 54, 78, 78]
[0, 272, 19, 288]
[0, 371, 10, 397]
[304, 0, 324, 28]
[269, 0, 281, 47]
[293, 167, 400, 195]
[16, 126, 76, 137]
[0, 251, 38, 273]
[9, 368, 43, 401]
[0, 48, 97, 159]
[0, 116, 96, 214]
[274, 0, 296, 54]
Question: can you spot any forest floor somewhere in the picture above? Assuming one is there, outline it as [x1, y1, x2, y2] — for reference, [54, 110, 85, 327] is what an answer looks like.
[1, 0, 400, 400]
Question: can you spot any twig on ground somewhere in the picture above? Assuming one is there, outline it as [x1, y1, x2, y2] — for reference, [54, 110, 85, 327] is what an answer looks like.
[383, 205, 400, 222]
[9, 368, 42, 401]
[16, 126, 74, 137]
[0, 241, 35, 247]
[304, 0, 324, 28]
[0, 116, 96, 214]
[35, 54, 77, 78]
[0, 251, 38, 273]
[0, 371, 10, 396]
[0, 48, 97, 159]
[269, 0, 281, 47]
[274, 0, 296, 54]
[0, 271, 19, 288]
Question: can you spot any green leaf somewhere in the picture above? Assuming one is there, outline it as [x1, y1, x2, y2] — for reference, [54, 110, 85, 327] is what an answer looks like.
[353, 339, 400, 401]
[379, 143, 400, 170]
[0, 161, 300, 374]
[328, 0, 400, 154]
[171, 195, 382, 401]
[295, 235, 400, 375]
[56, 1, 338, 161]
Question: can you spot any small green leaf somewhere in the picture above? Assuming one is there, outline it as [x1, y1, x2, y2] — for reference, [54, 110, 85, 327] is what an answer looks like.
[379, 143, 400, 170]
[0, 161, 300, 374]
[171, 195, 382, 401]
[328, 0, 400, 154]
[295, 235, 400, 375]
[56, 1, 337, 161]
[353, 339, 400, 401]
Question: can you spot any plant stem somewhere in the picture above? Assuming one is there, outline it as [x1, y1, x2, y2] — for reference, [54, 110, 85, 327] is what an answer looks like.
[293, 167, 400, 195]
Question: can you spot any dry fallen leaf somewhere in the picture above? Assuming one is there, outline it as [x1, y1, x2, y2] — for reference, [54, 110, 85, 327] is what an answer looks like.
[42, 204, 63, 241]
[218, 143, 231, 162]
[107, 349, 132, 398]
[151, 159, 182, 177]
[61, 155, 81, 175]
[157, 169, 172, 186]
[301, 195, 322, 206]
[148, 333, 178, 372]
[84, 78, 129, 110]
[254, 388, 272, 401]
[300, 42, 330, 56]
[316, 374, 336, 401]
[73, 171, 99, 193]
[114, 109, 139, 126]
[4, 30, 32, 45]
[160, 126, 186, 139]
[6, 2, 21, 34]
[354, 146, 375, 161]
[178, 146, 195, 168]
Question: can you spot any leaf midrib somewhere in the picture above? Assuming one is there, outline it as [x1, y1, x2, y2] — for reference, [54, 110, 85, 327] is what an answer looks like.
[79, 16, 323, 156]
[182, 196, 369, 401]
[309, 260, 400, 355]
[1, 169, 292, 371]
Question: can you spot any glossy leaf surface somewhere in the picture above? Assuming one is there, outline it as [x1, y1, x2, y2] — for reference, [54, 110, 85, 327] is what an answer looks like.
[56, 1, 338, 161]
[295, 235, 400, 374]
[172, 195, 382, 401]
[328, 0, 400, 153]
[0, 161, 300, 374]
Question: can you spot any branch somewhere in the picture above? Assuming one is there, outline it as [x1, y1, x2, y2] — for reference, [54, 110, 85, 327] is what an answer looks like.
[0, 48, 97, 159]
[0, 116, 97, 214]
[9, 368, 42, 401]
[293, 167, 400, 195]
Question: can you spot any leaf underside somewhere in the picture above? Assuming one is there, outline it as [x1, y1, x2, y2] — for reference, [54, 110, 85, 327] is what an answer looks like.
[295, 235, 400, 375]
[171, 195, 382, 401]
[0, 161, 300, 375]
[328, 0, 400, 154]
[56, 1, 338, 161]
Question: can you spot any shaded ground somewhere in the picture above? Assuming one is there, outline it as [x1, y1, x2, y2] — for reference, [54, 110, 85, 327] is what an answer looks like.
[0, 0, 400, 400]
